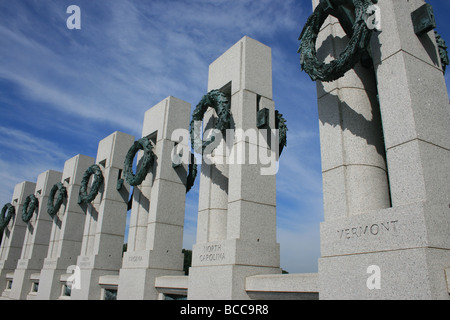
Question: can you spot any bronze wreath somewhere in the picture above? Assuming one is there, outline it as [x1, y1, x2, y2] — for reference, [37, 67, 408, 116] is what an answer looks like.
[187, 90, 231, 192]
[78, 164, 104, 204]
[47, 182, 67, 218]
[22, 194, 39, 223]
[123, 137, 155, 187]
[0, 203, 15, 232]
[298, 0, 377, 82]
[189, 90, 231, 154]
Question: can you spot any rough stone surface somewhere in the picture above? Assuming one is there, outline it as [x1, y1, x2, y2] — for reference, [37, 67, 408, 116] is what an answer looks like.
[117, 97, 191, 300]
[0, 181, 36, 298]
[316, 10, 390, 219]
[317, 0, 450, 300]
[188, 36, 281, 300]
[71, 131, 134, 300]
[9, 170, 62, 300]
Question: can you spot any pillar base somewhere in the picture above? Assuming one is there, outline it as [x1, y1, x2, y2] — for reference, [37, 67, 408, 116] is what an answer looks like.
[188, 265, 281, 300]
[319, 201, 450, 300]
[188, 238, 281, 300]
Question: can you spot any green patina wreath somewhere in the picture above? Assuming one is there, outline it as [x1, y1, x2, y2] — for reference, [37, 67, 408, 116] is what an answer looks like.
[187, 90, 232, 192]
[78, 164, 104, 204]
[0, 203, 15, 232]
[47, 182, 67, 218]
[123, 137, 155, 187]
[189, 89, 231, 154]
[22, 194, 39, 223]
[186, 90, 288, 191]
[275, 110, 288, 156]
[435, 31, 450, 74]
[298, 0, 377, 82]
[185, 153, 197, 193]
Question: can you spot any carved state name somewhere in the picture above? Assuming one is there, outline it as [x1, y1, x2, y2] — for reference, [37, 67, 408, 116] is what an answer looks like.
[337, 220, 399, 240]
[198, 244, 225, 263]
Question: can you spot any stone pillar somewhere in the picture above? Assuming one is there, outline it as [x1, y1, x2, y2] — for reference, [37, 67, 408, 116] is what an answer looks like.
[317, 0, 450, 299]
[37, 154, 94, 300]
[0, 181, 36, 298]
[372, 0, 450, 209]
[9, 170, 62, 300]
[195, 109, 229, 244]
[313, 0, 391, 221]
[117, 96, 191, 300]
[70, 131, 134, 300]
[188, 36, 281, 300]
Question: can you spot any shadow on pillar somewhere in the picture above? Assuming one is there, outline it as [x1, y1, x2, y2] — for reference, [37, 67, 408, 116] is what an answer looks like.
[317, 33, 388, 162]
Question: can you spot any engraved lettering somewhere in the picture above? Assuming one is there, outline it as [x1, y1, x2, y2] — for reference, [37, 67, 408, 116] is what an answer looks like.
[44, 260, 57, 268]
[336, 221, 399, 240]
[128, 255, 143, 262]
[370, 224, 379, 235]
[361, 225, 369, 236]
[198, 243, 225, 263]
[391, 220, 398, 231]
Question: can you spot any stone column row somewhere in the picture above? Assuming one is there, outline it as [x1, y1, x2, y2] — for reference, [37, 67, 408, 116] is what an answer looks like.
[0, 36, 282, 301]
[0, 94, 191, 300]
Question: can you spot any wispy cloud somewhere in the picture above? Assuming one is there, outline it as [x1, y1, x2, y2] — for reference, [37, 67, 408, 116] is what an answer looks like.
[0, 126, 70, 205]
[0, 0, 307, 138]
[0, 0, 322, 275]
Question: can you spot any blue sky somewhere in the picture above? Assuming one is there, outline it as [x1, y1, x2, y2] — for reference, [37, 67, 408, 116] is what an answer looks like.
[0, 0, 449, 274]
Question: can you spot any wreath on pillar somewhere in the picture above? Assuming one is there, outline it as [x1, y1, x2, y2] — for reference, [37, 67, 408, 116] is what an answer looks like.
[123, 137, 155, 187]
[189, 89, 231, 154]
[22, 194, 39, 223]
[47, 182, 67, 218]
[185, 153, 198, 193]
[275, 110, 288, 156]
[0, 203, 15, 232]
[78, 164, 104, 204]
[435, 31, 450, 74]
[187, 90, 232, 192]
[298, 0, 378, 82]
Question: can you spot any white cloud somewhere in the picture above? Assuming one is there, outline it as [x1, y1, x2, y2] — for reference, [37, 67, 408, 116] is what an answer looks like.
[0, 0, 323, 276]
[0, 0, 308, 140]
[0, 127, 70, 206]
